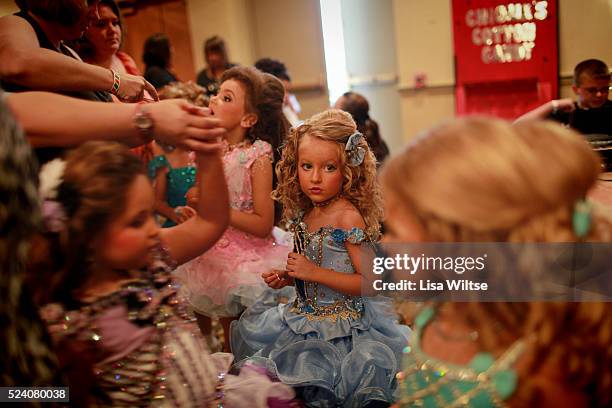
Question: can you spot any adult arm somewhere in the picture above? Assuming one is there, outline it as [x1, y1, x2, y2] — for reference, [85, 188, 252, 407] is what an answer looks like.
[514, 98, 575, 123]
[0, 15, 157, 100]
[5, 92, 226, 151]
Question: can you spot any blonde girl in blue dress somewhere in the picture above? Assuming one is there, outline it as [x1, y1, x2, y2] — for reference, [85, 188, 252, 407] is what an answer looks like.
[231, 109, 409, 408]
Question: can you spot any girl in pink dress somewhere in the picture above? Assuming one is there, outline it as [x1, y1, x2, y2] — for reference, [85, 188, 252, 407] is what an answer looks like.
[176, 66, 291, 351]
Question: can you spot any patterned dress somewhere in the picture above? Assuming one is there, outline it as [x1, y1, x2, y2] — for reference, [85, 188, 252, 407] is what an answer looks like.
[231, 218, 410, 407]
[40, 247, 295, 407]
[175, 140, 291, 317]
[395, 306, 525, 407]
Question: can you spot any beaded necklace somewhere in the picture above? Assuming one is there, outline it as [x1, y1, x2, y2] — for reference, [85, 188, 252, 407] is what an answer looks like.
[221, 139, 251, 155]
[396, 306, 525, 407]
[312, 194, 342, 208]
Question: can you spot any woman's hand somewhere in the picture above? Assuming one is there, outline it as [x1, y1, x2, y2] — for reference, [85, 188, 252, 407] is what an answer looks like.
[117, 73, 158, 102]
[262, 269, 293, 289]
[148, 100, 226, 153]
[286, 252, 319, 282]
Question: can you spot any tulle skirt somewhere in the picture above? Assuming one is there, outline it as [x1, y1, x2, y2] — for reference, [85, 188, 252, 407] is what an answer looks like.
[231, 291, 411, 407]
[175, 227, 292, 318]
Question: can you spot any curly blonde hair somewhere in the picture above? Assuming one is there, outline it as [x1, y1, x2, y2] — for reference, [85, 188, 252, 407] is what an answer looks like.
[381, 117, 612, 406]
[273, 109, 383, 239]
[382, 117, 610, 242]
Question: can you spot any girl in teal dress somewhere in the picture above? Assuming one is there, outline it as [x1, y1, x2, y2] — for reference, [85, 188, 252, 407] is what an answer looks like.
[148, 82, 207, 227]
[380, 118, 612, 407]
[231, 109, 410, 407]
[148, 143, 196, 227]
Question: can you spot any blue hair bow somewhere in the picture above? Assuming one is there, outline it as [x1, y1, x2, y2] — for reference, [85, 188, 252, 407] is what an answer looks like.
[345, 132, 365, 166]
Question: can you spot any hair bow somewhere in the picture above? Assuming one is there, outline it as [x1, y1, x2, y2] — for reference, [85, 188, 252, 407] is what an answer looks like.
[345, 132, 365, 166]
[38, 158, 79, 233]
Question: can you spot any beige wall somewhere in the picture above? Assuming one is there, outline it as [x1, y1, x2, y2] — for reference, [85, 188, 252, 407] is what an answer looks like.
[393, 0, 455, 142]
[393, 0, 612, 142]
[186, 0, 328, 119]
[250, 0, 328, 118]
[186, 0, 256, 71]
[341, 0, 404, 152]
[0, 0, 17, 17]
[558, 0, 612, 98]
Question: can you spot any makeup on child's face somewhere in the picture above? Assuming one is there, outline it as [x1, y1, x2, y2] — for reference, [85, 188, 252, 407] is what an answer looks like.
[297, 134, 344, 205]
[86, 5, 121, 55]
[208, 79, 248, 129]
[95, 175, 160, 271]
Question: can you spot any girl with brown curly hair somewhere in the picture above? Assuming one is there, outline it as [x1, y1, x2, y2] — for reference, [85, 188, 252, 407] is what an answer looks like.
[381, 117, 612, 407]
[231, 109, 409, 408]
[175, 66, 292, 352]
[31, 141, 295, 406]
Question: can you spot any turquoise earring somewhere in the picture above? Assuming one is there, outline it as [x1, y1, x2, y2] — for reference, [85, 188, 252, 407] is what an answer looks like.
[572, 200, 592, 238]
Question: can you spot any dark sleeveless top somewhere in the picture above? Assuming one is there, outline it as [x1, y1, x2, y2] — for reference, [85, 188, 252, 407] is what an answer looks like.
[1, 11, 112, 164]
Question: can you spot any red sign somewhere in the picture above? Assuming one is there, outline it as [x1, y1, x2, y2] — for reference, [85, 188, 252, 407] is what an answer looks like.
[452, 0, 558, 118]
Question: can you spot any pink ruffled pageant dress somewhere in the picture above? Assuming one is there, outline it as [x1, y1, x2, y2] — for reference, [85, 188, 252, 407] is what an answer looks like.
[175, 140, 292, 318]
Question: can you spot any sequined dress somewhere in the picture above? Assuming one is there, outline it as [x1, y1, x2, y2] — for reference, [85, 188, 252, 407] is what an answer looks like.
[40, 247, 295, 407]
[148, 155, 196, 228]
[396, 307, 525, 408]
[174, 140, 292, 318]
[231, 219, 410, 407]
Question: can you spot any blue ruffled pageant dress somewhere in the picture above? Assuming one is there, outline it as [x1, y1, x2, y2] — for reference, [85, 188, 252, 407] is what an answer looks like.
[231, 218, 410, 407]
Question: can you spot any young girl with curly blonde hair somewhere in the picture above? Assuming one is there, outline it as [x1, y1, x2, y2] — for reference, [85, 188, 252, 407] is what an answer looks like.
[381, 117, 612, 408]
[232, 109, 409, 408]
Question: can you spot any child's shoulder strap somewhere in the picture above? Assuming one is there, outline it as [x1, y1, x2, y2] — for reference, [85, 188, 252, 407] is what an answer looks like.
[245, 140, 273, 168]
[329, 226, 368, 245]
[147, 155, 170, 179]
